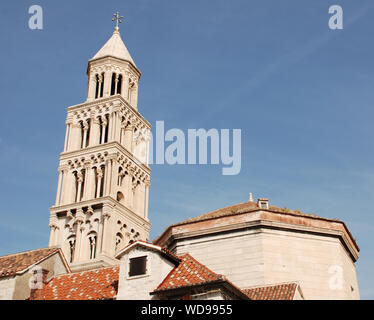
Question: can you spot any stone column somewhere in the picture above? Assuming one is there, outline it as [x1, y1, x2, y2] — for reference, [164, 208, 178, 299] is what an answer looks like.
[55, 168, 63, 206]
[123, 171, 131, 207]
[108, 112, 114, 142]
[76, 171, 83, 203]
[89, 117, 101, 146]
[48, 224, 58, 246]
[87, 75, 97, 101]
[130, 84, 138, 108]
[110, 159, 119, 198]
[96, 167, 103, 198]
[127, 168, 135, 208]
[120, 122, 126, 145]
[131, 180, 138, 210]
[100, 210, 112, 256]
[144, 179, 151, 220]
[85, 166, 95, 200]
[104, 159, 112, 196]
[114, 73, 119, 94]
[121, 74, 129, 100]
[67, 170, 77, 204]
[103, 71, 111, 97]
[113, 112, 121, 142]
[101, 117, 108, 144]
[63, 122, 71, 152]
[73, 209, 85, 262]
[82, 120, 89, 148]
[60, 168, 69, 205]
[97, 74, 103, 98]
[123, 124, 134, 152]
[96, 215, 103, 257]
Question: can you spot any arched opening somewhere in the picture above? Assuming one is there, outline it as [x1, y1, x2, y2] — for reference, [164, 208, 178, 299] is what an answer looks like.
[117, 74, 122, 94]
[67, 235, 76, 263]
[88, 232, 97, 259]
[118, 167, 124, 186]
[79, 169, 86, 202]
[117, 191, 125, 204]
[95, 74, 99, 99]
[79, 120, 84, 149]
[115, 232, 124, 252]
[110, 72, 116, 96]
[85, 119, 90, 148]
[73, 171, 78, 202]
[99, 72, 104, 97]
[102, 114, 109, 143]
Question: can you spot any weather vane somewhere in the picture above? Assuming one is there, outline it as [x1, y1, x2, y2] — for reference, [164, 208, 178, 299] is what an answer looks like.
[112, 11, 124, 30]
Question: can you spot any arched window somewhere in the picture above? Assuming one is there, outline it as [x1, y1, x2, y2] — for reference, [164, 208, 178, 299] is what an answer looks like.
[99, 72, 104, 97]
[88, 233, 97, 259]
[68, 236, 76, 263]
[103, 114, 109, 143]
[117, 191, 125, 204]
[118, 167, 125, 186]
[95, 74, 99, 99]
[110, 72, 116, 96]
[117, 74, 122, 94]
[115, 232, 123, 252]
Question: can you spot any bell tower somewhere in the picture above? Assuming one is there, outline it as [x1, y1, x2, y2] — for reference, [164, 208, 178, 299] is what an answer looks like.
[48, 14, 151, 271]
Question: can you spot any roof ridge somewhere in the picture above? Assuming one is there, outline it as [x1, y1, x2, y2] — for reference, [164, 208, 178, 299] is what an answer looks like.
[0, 247, 58, 259]
[54, 265, 119, 277]
[242, 281, 299, 290]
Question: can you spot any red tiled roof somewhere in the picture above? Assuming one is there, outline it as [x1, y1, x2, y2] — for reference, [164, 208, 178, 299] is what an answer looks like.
[166, 202, 342, 228]
[32, 266, 119, 300]
[153, 201, 359, 255]
[243, 283, 299, 300]
[116, 240, 181, 263]
[153, 254, 224, 293]
[0, 247, 61, 278]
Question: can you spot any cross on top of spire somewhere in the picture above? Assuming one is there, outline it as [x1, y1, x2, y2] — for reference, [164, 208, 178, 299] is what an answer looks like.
[112, 11, 124, 31]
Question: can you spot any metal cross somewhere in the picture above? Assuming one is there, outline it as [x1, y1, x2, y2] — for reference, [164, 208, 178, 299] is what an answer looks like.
[112, 11, 124, 29]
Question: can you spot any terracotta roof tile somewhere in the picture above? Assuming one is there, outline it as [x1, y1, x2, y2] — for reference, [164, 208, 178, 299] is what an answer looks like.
[243, 283, 299, 300]
[153, 254, 224, 292]
[0, 247, 60, 278]
[153, 202, 359, 253]
[31, 266, 119, 300]
[174, 202, 332, 226]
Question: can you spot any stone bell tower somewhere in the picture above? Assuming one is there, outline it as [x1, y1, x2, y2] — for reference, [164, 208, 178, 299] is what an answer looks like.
[48, 15, 151, 271]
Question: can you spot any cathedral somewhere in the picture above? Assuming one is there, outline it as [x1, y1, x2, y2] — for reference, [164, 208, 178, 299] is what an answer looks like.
[0, 16, 360, 300]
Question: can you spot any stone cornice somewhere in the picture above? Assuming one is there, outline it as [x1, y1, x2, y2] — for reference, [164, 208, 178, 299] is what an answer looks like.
[162, 218, 359, 263]
[49, 196, 151, 229]
[87, 56, 141, 78]
[154, 209, 360, 263]
[66, 95, 150, 128]
[59, 141, 151, 175]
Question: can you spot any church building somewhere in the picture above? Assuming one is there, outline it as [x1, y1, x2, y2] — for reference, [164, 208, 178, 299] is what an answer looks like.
[0, 15, 360, 300]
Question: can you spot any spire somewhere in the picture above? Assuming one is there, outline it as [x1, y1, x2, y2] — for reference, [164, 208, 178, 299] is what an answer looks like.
[90, 12, 136, 67]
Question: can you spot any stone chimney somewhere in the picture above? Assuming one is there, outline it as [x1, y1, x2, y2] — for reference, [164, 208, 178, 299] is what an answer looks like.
[257, 198, 269, 209]
[249, 193, 254, 202]
[29, 268, 49, 300]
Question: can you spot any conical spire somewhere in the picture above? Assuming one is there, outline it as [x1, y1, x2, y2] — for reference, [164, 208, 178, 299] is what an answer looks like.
[90, 28, 136, 67]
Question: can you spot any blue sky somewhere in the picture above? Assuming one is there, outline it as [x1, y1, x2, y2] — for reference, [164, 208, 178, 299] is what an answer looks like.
[0, 0, 373, 298]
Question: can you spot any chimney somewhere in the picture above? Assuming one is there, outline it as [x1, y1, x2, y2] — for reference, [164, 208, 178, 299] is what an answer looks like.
[249, 193, 254, 202]
[29, 268, 49, 300]
[257, 198, 269, 209]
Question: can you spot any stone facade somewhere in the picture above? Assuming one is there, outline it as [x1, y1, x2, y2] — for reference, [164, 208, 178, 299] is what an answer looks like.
[154, 201, 360, 300]
[116, 244, 178, 300]
[0, 20, 361, 301]
[0, 248, 69, 300]
[48, 27, 152, 272]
